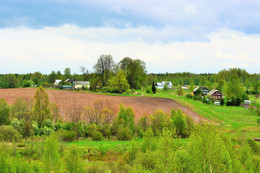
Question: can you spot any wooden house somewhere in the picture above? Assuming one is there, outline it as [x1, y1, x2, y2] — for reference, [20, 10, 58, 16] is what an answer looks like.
[207, 89, 223, 100]
[193, 86, 209, 95]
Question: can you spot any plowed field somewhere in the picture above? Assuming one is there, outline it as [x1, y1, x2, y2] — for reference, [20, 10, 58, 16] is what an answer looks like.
[0, 88, 204, 122]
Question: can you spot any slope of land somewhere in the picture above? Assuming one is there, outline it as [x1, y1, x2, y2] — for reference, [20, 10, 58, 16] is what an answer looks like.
[0, 88, 205, 122]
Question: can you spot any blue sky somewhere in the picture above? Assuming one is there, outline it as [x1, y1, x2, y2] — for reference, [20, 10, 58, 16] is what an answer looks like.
[0, 0, 260, 74]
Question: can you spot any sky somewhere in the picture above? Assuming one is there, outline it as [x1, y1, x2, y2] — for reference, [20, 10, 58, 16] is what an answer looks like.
[0, 0, 260, 74]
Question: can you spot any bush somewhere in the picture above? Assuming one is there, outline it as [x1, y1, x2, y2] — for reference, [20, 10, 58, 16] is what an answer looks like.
[42, 119, 53, 129]
[131, 89, 135, 94]
[56, 129, 76, 142]
[117, 126, 132, 141]
[92, 131, 103, 141]
[102, 86, 109, 93]
[87, 124, 97, 137]
[0, 125, 22, 142]
[193, 95, 201, 100]
[145, 88, 151, 94]
[40, 126, 54, 136]
[11, 119, 23, 135]
[186, 94, 193, 99]
[242, 93, 249, 101]
[220, 98, 225, 105]
[32, 121, 40, 136]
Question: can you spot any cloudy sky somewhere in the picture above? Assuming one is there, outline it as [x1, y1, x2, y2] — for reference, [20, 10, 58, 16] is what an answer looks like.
[0, 0, 260, 74]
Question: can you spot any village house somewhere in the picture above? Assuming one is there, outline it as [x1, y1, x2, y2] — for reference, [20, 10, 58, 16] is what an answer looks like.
[72, 81, 90, 89]
[193, 86, 210, 95]
[155, 81, 172, 89]
[53, 79, 62, 86]
[207, 89, 224, 100]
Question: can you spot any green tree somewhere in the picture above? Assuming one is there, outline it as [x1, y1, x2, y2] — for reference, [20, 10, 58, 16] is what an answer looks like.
[119, 57, 147, 89]
[94, 54, 115, 86]
[224, 75, 244, 99]
[173, 109, 187, 137]
[33, 87, 51, 127]
[189, 79, 195, 93]
[48, 71, 56, 84]
[43, 134, 62, 173]
[64, 68, 71, 79]
[177, 85, 184, 96]
[252, 76, 260, 98]
[65, 145, 84, 173]
[0, 99, 10, 125]
[108, 70, 130, 93]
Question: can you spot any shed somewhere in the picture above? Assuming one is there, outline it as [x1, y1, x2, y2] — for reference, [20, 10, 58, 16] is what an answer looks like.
[72, 81, 90, 89]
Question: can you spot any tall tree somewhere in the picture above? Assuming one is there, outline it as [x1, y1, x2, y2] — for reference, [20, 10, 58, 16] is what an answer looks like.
[48, 71, 56, 84]
[94, 54, 115, 86]
[64, 68, 71, 79]
[224, 75, 244, 99]
[33, 87, 51, 127]
[119, 57, 147, 89]
[108, 70, 130, 93]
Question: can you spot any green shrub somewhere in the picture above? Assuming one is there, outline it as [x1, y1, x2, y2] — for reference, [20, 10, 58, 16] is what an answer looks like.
[0, 99, 10, 126]
[56, 129, 76, 142]
[32, 121, 40, 136]
[102, 86, 109, 93]
[145, 88, 151, 94]
[11, 119, 23, 135]
[54, 122, 63, 131]
[40, 126, 54, 136]
[131, 89, 135, 94]
[117, 126, 132, 141]
[220, 98, 225, 105]
[92, 131, 103, 141]
[0, 125, 22, 142]
[87, 124, 97, 137]
[42, 119, 53, 129]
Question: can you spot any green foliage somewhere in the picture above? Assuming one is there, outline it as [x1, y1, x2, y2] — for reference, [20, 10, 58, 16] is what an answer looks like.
[0, 99, 10, 126]
[57, 129, 76, 142]
[108, 70, 130, 93]
[33, 87, 51, 127]
[117, 125, 132, 141]
[189, 79, 195, 93]
[0, 125, 22, 142]
[92, 131, 103, 141]
[150, 110, 169, 136]
[43, 134, 62, 172]
[65, 145, 84, 173]
[224, 75, 245, 99]
[23, 80, 34, 87]
[173, 109, 188, 137]
[177, 85, 184, 96]
[141, 127, 156, 152]
[11, 118, 23, 135]
[10, 97, 32, 120]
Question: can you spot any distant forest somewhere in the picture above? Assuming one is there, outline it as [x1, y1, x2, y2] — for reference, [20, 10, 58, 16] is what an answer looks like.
[0, 55, 259, 94]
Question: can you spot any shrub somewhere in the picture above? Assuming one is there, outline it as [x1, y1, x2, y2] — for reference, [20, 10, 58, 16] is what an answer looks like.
[87, 124, 97, 137]
[242, 93, 249, 101]
[102, 86, 109, 93]
[0, 125, 22, 142]
[42, 119, 53, 129]
[145, 88, 151, 94]
[40, 126, 54, 136]
[220, 98, 225, 105]
[126, 89, 131, 94]
[54, 122, 63, 131]
[32, 121, 40, 136]
[11, 119, 23, 135]
[186, 94, 193, 99]
[117, 126, 132, 141]
[92, 131, 103, 141]
[193, 95, 201, 100]
[131, 89, 135, 94]
[56, 129, 76, 142]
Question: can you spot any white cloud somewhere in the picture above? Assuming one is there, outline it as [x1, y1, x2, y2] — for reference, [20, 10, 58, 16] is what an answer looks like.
[0, 25, 259, 74]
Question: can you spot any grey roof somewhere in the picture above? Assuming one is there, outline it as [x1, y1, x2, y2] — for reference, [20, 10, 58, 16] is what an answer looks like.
[73, 81, 90, 85]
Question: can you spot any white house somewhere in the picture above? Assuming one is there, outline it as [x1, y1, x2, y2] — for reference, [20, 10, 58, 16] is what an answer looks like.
[53, 79, 62, 86]
[156, 81, 172, 89]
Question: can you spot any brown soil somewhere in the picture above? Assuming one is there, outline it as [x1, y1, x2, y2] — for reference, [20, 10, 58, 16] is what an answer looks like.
[0, 88, 205, 122]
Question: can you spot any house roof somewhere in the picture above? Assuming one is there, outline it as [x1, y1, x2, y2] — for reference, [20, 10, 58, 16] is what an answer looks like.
[73, 81, 90, 85]
[54, 79, 62, 84]
[208, 89, 222, 96]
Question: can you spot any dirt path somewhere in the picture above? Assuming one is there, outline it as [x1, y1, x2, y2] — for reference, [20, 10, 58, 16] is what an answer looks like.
[0, 88, 205, 122]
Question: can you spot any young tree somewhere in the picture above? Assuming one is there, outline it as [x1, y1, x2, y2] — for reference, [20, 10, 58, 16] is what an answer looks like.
[65, 145, 84, 173]
[224, 75, 244, 99]
[48, 71, 56, 84]
[189, 79, 195, 93]
[0, 99, 10, 125]
[177, 85, 184, 96]
[173, 109, 187, 137]
[33, 87, 51, 127]
[108, 70, 130, 93]
[43, 135, 62, 172]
